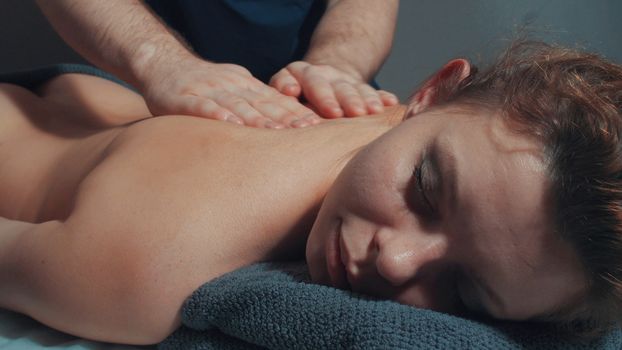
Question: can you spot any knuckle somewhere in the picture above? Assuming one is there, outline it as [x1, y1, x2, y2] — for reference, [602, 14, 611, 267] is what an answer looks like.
[304, 74, 324, 84]
[336, 88, 358, 98]
[248, 116, 267, 127]
[274, 68, 290, 78]
[334, 80, 353, 90]
[249, 98, 269, 110]
[222, 63, 250, 74]
[288, 61, 308, 70]
[197, 101, 217, 113]
[219, 93, 243, 105]
[358, 83, 375, 92]
[365, 96, 381, 104]
[269, 74, 283, 86]
[312, 64, 331, 71]
[212, 108, 231, 120]
[283, 95, 300, 105]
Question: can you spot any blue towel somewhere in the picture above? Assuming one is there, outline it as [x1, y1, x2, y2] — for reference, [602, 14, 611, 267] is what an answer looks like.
[0, 63, 132, 90]
[158, 262, 622, 350]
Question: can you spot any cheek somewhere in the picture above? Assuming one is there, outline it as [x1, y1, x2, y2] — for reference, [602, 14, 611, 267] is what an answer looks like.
[306, 155, 399, 262]
[339, 156, 406, 224]
[306, 135, 417, 266]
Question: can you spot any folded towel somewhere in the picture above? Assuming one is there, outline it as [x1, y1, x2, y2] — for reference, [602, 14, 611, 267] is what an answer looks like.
[158, 262, 622, 350]
[0, 63, 132, 90]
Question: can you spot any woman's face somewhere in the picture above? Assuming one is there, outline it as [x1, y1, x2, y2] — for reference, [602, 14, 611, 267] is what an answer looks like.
[306, 105, 586, 320]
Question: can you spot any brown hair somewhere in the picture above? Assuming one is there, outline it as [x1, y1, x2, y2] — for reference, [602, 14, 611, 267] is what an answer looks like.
[431, 41, 622, 335]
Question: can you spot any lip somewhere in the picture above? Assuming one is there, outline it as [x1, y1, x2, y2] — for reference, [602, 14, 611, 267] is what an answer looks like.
[326, 219, 350, 290]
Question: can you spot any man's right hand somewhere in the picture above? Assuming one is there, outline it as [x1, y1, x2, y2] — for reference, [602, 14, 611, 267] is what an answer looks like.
[139, 56, 322, 128]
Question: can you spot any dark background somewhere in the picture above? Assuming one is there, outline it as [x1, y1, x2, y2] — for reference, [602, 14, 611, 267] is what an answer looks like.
[1, 0, 621, 100]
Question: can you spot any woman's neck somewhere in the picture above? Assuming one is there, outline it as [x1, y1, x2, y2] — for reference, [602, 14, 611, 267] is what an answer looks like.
[309, 104, 407, 184]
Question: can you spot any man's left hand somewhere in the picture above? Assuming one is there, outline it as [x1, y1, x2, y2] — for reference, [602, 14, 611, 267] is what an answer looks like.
[270, 61, 399, 119]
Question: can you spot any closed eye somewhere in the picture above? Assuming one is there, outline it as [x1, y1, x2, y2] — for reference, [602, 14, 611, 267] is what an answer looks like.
[414, 160, 434, 212]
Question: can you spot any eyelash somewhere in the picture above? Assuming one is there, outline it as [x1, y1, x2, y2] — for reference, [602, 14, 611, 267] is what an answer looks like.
[414, 163, 434, 212]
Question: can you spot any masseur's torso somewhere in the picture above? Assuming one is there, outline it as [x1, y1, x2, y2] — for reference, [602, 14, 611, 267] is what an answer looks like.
[0, 73, 401, 281]
[144, 0, 326, 82]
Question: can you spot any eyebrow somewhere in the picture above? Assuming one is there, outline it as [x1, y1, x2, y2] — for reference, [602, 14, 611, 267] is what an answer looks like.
[429, 138, 507, 316]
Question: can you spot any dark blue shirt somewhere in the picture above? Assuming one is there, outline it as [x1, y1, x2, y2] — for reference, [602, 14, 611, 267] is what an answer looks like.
[145, 0, 325, 83]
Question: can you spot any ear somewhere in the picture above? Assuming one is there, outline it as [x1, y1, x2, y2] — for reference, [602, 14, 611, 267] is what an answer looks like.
[407, 59, 471, 116]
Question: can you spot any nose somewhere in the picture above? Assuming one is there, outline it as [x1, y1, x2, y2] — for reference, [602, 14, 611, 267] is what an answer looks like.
[373, 228, 449, 287]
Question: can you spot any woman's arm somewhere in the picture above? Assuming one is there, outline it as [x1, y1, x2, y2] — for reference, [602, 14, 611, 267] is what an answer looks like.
[0, 219, 69, 325]
[0, 194, 179, 345]
[0, 217, 53, 311]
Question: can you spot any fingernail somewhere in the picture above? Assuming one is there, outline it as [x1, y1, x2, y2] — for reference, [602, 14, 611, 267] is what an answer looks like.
[265, 121, 284, 129]
[304, 115, 321, 125]
[331, 107, 343, 117]
[370, 102, 384, 113]
[225, 114, 243, 125]
[291, 119, 309, 128]
[353, 107, 366, 116]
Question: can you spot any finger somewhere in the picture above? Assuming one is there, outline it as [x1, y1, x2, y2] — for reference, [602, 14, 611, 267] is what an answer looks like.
[269, 69, 302, 97]
[215, 92, 283, 128]
[173, 96, 243, 124]
[301, 76, 343, 118]
[269, 94, 322, 127]
[302, 113, 323, 125]
[378, 90, 400, 106]
[333, 82, 367, 117]
[357, 84, 385, 114]
[246, 93, 301, 128]
[294, 112, 322, 127]
[238, 88, 308, 127]
[220, 63, 253, 77]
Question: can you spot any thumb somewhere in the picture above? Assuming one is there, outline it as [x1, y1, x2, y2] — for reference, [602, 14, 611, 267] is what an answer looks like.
[269, 68, 302, 97]
[155, 95, 243, 124]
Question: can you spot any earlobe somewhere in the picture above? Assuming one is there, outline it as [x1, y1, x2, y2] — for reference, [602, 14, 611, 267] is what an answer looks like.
[407, 59, 471, 116]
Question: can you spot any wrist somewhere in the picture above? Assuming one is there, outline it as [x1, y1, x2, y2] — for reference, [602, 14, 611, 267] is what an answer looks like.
[128, 34, 197, 90]
[304, 52, 368, 82]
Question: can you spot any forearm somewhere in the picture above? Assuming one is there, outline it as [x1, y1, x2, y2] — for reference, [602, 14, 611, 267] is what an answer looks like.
[35, 0, 195, 89]
[304, 0, 399, 81]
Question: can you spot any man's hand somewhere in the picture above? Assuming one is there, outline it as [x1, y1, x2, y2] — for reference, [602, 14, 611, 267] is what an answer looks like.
[270, 61, 399, 119]
[140, 56, 322, 128]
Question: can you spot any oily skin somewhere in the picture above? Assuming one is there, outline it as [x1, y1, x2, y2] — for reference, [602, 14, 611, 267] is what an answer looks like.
[306, 106, 587, 320]
[0, 72, 408, 344]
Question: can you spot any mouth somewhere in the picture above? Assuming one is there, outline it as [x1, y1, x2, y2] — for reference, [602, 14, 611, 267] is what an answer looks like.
[326, 218, 350, 290]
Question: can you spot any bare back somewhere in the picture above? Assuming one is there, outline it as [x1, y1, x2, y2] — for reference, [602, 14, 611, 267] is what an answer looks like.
[0, 73, 400, 343]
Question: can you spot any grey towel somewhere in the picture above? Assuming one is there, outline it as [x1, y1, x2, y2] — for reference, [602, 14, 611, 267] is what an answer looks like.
[0, 63, 132, 90]
[158, 262, 622, 350]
